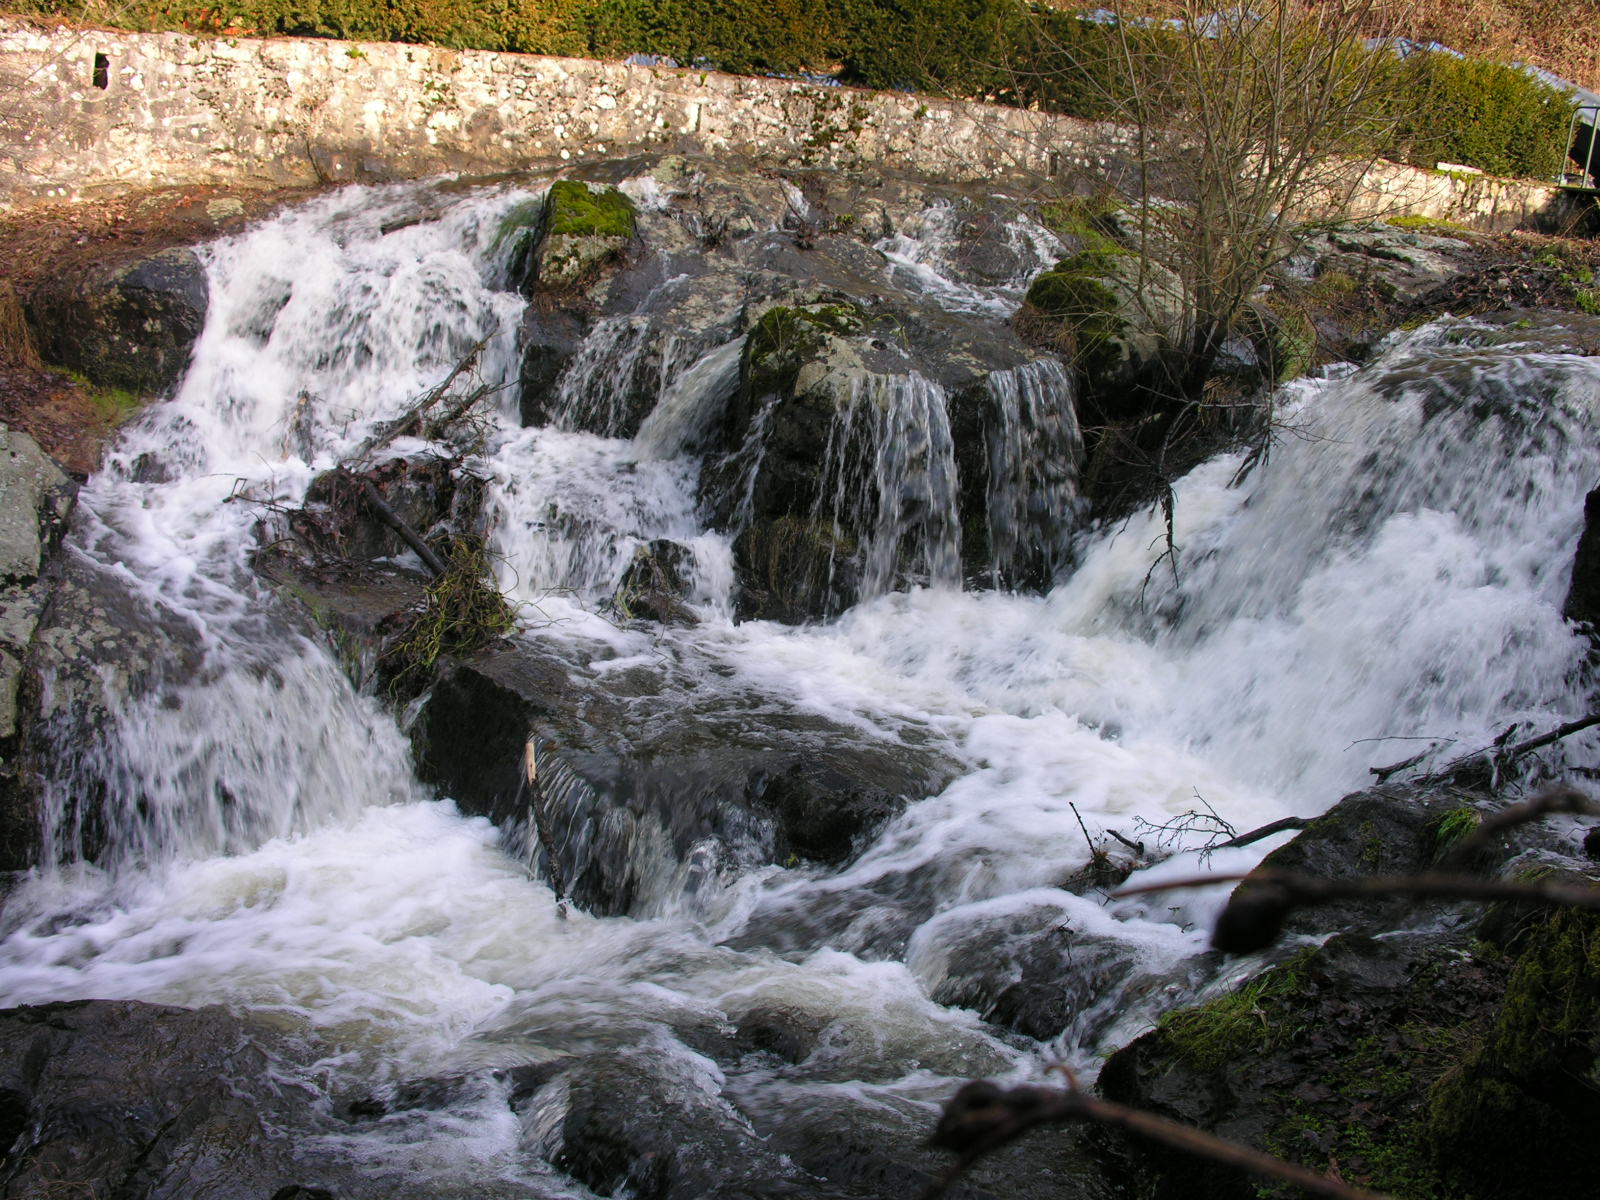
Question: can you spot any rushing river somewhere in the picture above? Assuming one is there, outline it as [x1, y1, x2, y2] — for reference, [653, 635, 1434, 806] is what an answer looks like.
[1, 172, 1597, 1195]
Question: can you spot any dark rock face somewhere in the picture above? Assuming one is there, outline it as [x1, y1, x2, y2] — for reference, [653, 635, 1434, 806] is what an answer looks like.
[1094, 783, 1600, 1200]
[25, 247, 209, 395]
[1564, 483, 1600, 627]
[412, 643, 961, 916]
[610, 538, 697, 625]
[1252, 783, 1467, 938]
[0, 427, 76, 873]
[0, 1000, 330, 1200]
[493, 159, 1084, 620]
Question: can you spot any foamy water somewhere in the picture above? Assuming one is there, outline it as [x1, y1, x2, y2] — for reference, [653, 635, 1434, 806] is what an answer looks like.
[2, 175, 1596, 1189]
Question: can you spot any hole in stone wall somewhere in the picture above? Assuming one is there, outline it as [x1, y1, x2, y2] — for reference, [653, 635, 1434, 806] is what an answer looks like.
[92, 53, 109, 89]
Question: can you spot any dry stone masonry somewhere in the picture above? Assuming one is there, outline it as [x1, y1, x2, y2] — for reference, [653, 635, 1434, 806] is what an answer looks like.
[0, 16, 1572, 231]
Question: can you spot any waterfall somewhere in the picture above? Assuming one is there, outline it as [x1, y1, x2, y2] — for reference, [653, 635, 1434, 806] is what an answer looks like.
[815, 371, 963, 600]
[1, 169, 1597, 1197]
[984, 357, 1082, 588]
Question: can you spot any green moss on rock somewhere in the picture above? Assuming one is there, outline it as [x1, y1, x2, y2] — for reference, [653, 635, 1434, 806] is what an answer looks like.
[528, 181, 637, 291]
[743, 301, 867, 396]
[543, 179, 636, 239]
[1427, 905, 1600, 1197]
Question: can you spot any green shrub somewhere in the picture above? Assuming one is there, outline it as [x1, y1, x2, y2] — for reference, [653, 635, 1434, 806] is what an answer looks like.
[1385, 53, 1576, 180]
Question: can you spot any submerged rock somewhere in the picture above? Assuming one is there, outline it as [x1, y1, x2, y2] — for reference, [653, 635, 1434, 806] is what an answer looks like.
[0, 1000, 335, 1200]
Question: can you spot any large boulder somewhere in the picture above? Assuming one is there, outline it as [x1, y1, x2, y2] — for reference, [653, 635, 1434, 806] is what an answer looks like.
[24, 246, 209, 395]
[411, 641, 962, 916]
[0, 1000, 344, 1200]
[699, 298, 1079, 620]
[1016, 244, 1184, 416]
[0, 427, 76, 872]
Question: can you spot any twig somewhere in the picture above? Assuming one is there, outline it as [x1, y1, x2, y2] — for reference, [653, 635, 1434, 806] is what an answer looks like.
[922, 1077, 1390, 1200]
[1212, 815, 1310, 850]
[1069, 801, 1099, 858]
[1373, 713, 1600, 785]
[344, 469, 448, 576]
[1115, 867, 1600, 956]
[351, 330, 495, 461]
[1107, 828, 1147, 855]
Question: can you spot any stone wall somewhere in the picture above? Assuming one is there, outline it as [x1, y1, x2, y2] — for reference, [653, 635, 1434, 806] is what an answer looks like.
[0, 16, 1575, 231]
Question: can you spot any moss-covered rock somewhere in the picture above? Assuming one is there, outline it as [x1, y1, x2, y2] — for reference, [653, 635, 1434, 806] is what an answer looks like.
[1098, 933, 1508, 1199]
[1246, 301, 1317, 385]
[530, 179, 637, 292]
[1427, 902, 1600, 1198]
[742, 301, 868, 399]
[1015, 245, 1183, 412]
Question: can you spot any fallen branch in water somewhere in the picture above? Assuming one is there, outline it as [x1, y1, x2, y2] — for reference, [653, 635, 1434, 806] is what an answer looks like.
[351, 330, 496, 461]
[342, 468, 449, 577]
[1212, 815, 1311, 850]
[922, 1074, 1391, 1200]
[1371, 714, 1600, 785]
[522, 736, 569, 917]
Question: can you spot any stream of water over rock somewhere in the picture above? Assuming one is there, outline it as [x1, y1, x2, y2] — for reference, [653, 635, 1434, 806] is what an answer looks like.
[1, 173, 1598, 1196]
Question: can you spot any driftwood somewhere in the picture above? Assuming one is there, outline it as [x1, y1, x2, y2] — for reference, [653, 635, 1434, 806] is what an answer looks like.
[521, 737, 569, 916]
[1371, 713, 1600, 784]
[340, 468, 449, 577]
[922, 1075, 1391, 1200]
[1212, 815, 1311, 850]
[350, 330, 496, 462]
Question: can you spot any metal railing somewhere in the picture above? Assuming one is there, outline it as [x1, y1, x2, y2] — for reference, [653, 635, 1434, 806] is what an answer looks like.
[1561, 104, 1600, 189]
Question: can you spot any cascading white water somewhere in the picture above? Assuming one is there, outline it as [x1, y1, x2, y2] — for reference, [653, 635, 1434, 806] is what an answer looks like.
[816, 371, 963, 599]
[984, 357, 1082, 587]
[1, 173, 1597, 1195]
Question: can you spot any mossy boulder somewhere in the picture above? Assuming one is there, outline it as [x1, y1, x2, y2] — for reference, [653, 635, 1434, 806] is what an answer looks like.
[1098, 933, 1509, 1199]
[1245, 301, 1317, 385]
[1427, 898, 1600, 1198]
[1016, 247, 1183, 413]
[742, 301, 870, 399]
[528, 180, 637, 292]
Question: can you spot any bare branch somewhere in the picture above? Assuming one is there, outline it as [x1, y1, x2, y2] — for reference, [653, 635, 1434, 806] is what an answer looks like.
[923, 1077, 1392, 1200]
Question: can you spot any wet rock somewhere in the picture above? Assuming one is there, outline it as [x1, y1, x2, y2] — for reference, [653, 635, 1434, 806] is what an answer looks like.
[411, 642, 961, 916]
[530, 1051, 840, 1200]
[699, 296, 1068, 620]
[1245, 783, 1469, 939]
[0, 427, 75, 871]
[917, 901, 1142, 1044]
[1564, 483, 1600, 628]
[1097, 931, 1505, 1200]
[25, 246, 209, 395]
[296, 457, 469, 567]
[728, 1080, 1113, 1200]
[0, 1000, 339, 1200]
[610, 539, 697, 625]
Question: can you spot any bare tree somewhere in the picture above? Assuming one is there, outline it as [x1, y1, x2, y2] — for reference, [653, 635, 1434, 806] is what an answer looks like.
[1025, 0, 1410, 402]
